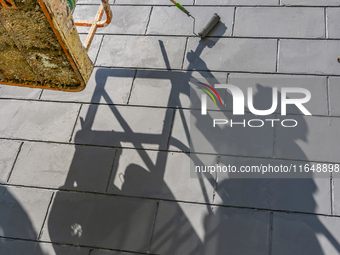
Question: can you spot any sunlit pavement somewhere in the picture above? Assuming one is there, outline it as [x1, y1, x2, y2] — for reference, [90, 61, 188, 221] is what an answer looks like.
[2, 0, 340, 254]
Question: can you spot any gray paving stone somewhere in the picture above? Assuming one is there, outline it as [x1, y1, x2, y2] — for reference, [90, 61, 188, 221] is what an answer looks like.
[216, 156, 331, 214]
[147, 6, 234, 36]
[234, 7, 325, 38]
[168, 109, 192, 152]
[41, 243, 90, 255]
[9, 142, 116, 193]
[0, 186, 53, 240]
[107, 149, 216, 203]
[151, 201, 270, 255]
[128, 69, 191, 108]
[41, 68, 134, 104]
[275, 115, 340, 163]
[128, 70, 227, 108]
[195, 0, 278, 5]
[329, 77, 340, 116]
[114, 0, 193, 5]
[169, 109, 275, 157]
[327, 8, 340, 39]
[281, 0, 340, 6]
[334, 177, 340, 215]
[0, 140, 21, 183]
[272, 213, 340, 254]
[0, 100, 80, 142]
[96, 36, 187, 69]
[41, 192, 157, 253]
[74, 5, 151, 34]
[183, 38, 277, 72]
[0, 239, 42, 255]
[229, 73, 328, 116]
[72, 105, 173, 150]
[0, 239, 90, 255]
[278, 40, 340, 75]
[0, 85, 41, 99]
[79, 34, 103, 63]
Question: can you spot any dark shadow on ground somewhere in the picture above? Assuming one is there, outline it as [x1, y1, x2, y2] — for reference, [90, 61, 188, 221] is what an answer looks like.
[39, 21, 340, 255]
[0, 186, 47, 254]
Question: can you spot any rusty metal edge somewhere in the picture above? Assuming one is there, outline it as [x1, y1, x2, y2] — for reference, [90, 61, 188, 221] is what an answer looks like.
[74, 0, 112, 28]
[36, 0, 86, 92]
[0, 0, 16, 9]
[0, 81, 85, 92]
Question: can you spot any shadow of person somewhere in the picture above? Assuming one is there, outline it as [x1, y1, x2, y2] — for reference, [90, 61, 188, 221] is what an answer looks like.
[215, 84, 313, 210]
[45, 68, 170, 253]
[45, 19, 340, 255]
[0, 187, 47, 254]
[208, 84, 340, 254]
[45, 30, 228, 253]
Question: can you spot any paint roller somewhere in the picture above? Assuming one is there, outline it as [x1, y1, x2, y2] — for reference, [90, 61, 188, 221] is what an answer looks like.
[169, 0, 221, 39]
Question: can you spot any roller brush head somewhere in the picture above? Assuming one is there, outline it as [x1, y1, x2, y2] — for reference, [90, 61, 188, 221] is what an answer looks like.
[198, 13, 221, 39]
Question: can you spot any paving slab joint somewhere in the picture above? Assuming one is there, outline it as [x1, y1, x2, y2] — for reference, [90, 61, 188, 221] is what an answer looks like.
[69, 104, 83, 143]
[148, 201, 160, 253]
[269, 211, 274, 255]
[6, 142, 24, 183]
[38, 191, 55, 240]
[127, 69, 138, 105]
[144, 6, 154, 35]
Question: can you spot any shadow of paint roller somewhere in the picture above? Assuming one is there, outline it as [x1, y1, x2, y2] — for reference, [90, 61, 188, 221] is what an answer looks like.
[170, 0, 221, 39]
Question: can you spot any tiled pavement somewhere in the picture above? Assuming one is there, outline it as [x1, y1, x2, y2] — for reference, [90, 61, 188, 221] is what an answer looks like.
[2, 0, 340, 254]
